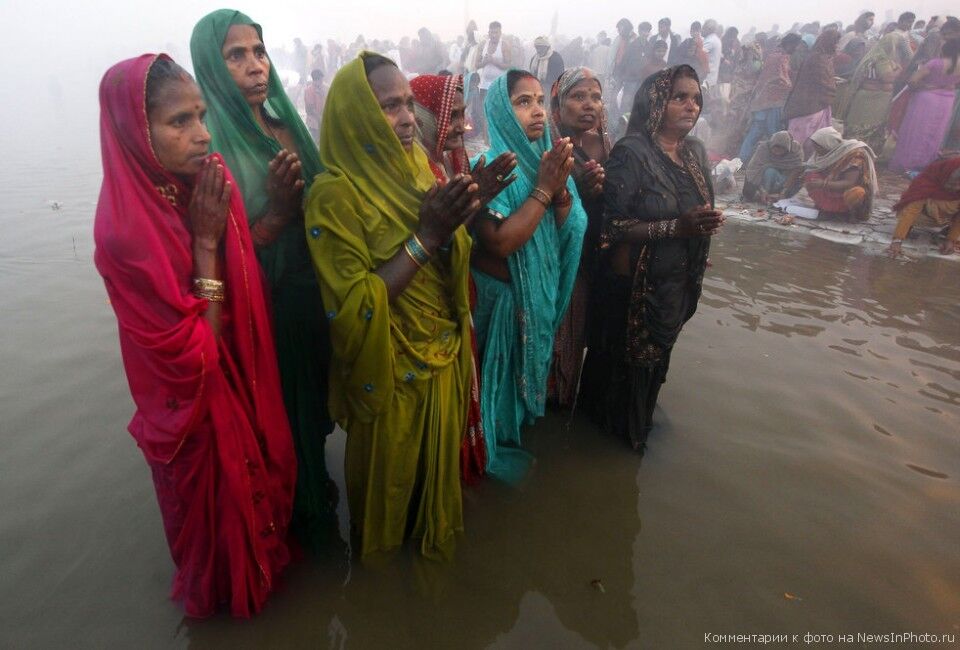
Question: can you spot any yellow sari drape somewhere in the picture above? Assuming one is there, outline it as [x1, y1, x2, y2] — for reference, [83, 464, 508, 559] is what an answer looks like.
[304, 53, 473, 559]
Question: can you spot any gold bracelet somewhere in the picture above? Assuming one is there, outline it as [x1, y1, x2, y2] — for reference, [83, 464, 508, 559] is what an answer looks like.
[192, 278, 224, 303]
[530, 187, 552, 207]
[195, 289, 225, 303]
[411, 233, 433, 259]
[403, 240, 427, 268]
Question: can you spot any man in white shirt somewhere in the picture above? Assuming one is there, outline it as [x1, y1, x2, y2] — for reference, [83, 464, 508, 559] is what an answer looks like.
[702, 19, 723, 87]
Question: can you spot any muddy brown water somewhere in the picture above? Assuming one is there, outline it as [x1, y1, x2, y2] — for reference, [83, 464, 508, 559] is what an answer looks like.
[1, 136, 958, 649]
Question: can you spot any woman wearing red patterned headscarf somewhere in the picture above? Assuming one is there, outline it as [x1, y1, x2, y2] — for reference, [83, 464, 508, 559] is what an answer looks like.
[93, 54, 296, 618]
[410, 73, 516, 483]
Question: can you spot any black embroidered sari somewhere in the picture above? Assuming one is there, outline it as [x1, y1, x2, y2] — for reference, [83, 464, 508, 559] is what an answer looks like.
[580, 65, 713, 451]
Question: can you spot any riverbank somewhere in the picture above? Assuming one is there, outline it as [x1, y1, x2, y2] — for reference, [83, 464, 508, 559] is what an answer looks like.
[716, 169, 960, 261]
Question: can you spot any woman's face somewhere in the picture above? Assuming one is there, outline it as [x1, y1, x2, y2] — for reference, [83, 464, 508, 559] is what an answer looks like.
[148, 78, 211, 176]
[510, 76, 547, 141]
[559, 78, 602, 134]
[368, 64, 416, 151]
[221, 25, 270, 108]
[445, 90, 466, 151]
[813, 142, 830, 156]
[660, 76, 701, 135]
[770, 144, 787, 156]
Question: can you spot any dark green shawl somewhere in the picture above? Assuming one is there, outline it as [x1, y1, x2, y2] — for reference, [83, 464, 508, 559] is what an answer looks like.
[190, 9, 323, 285]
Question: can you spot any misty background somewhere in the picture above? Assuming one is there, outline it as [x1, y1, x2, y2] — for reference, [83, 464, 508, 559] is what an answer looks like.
[1, 0, 954, 170]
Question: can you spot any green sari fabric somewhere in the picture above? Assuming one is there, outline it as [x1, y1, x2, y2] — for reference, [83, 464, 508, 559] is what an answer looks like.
[471, 71, 587, 482]
[190, 9, 338, 554]
[305, 53, 472, 559]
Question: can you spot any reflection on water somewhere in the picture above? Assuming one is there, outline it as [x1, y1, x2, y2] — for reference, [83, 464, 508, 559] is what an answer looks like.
[1, 143, 958, 648]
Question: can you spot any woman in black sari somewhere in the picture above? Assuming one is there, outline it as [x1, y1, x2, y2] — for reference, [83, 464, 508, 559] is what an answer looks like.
[580, 65, 723, 452]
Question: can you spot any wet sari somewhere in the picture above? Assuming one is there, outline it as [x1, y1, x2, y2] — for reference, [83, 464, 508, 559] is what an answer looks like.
[471, 71, 587, 482]
[410, 73, 487, 485]
[547, 67, 609, 409]
[305, 54, 472, 560]
[94, 54, 296, 618]
[580, 65, 713, 451]
[190, 10, 337, 554]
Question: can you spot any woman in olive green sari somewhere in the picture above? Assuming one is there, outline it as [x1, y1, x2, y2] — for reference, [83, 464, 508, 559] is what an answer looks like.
[305, 53, 480, 560]
[190, 10, 338, 553]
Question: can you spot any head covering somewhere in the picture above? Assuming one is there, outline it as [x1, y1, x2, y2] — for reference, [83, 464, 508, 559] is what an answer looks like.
[838, 33, 902, 118]
[314, 53, 435, 226]
[530, 36, 555, 82]
[190, 9, 322, 224]
[549, 67, 606, 149]
[626, 64, 702, 135]
[410, 73, 470, 182]
[806, 126, 878, 193]
[744, 131, 804, 186]
[812, 30, 841, 54]
[94, 54, 295, 616]
[624, 65, 713, 206]
[477, 69, 587, 433]
[893, 156, 960, 210]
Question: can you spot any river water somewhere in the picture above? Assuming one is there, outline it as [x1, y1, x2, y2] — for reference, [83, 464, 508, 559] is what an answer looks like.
[1, 130, 958, 648]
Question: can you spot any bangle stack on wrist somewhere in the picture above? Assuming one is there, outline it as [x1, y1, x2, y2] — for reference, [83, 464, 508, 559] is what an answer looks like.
[530, 186, 552, 207]
[403, 234, 432, 268]
[650, 219, 678, 240]
[193, 277, 225, 303]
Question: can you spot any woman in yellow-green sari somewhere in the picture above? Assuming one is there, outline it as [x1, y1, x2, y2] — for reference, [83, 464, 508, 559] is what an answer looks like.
[305, 53, 481, 560]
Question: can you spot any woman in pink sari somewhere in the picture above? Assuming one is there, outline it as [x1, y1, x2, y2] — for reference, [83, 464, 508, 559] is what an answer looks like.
[94, 54, 296, 618]
[890, 40, 960, 173]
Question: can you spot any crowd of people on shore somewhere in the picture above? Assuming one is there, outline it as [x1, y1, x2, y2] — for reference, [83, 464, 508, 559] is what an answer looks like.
[94, 7, 960, 620]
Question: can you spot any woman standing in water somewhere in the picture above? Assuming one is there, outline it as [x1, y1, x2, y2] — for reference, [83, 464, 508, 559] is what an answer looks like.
[306, 53, 480, 560]
[580, 65, 722, 453]
[547, 67, 608, 409]
[94, 54, 296, 617]
[409, 73, 517, 484]
[471, 70, 586, 482]
[190, 10, 338, 554]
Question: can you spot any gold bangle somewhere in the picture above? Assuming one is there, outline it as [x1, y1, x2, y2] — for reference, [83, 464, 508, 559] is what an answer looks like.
[530, 187, 551, 207]
[192, 278, 223, 292]
[403, 240, 426, 268]
[411, 233, 433, 259]
[195, 290, 225, 303]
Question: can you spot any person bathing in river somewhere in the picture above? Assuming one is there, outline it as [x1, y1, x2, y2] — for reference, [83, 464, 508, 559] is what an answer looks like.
[547, 67, 608, 409]
[579, 65, 723, 453]
[471, 70, 586, 481]
[190, 9, 339, 555]
[409, 72, 518, 483]
[305, 53, 480, 560]
[94, 54, 296, 618]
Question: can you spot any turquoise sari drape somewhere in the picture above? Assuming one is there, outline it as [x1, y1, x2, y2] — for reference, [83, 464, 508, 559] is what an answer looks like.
[471, 71, 587, 482]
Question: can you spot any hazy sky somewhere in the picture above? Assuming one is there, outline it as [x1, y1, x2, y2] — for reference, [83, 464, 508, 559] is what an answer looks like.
[1, 0, 955, 155]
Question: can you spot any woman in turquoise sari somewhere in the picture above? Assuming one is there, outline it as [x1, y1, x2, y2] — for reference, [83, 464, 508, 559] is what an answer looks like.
[190, 10, 338, 553]
[471, 70, 587, 482]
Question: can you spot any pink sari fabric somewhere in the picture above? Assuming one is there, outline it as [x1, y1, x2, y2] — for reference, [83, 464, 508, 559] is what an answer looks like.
[890, 58, 960, 173]
[788, 106, 833, 154]
[93, 54, 296, 618]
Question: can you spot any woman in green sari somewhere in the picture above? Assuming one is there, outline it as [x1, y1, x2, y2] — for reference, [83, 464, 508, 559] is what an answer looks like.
[839, 33, 904, 154]
[305, 53, 480, 560]
[471, 70, 587, 482]
[190, 10, 337, 553]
